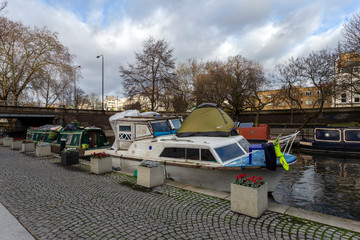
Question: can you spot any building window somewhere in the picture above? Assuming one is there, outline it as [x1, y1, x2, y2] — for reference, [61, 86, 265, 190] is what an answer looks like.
[306, 91, 312, 96]
[317, 90, 321, 95]
[341, 93, 347, 103]
[355, 94, 360, 103]
[306, 99, 312, 105]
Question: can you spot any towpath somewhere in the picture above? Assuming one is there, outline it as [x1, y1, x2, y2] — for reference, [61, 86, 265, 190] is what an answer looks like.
[0, 146, 359, 239]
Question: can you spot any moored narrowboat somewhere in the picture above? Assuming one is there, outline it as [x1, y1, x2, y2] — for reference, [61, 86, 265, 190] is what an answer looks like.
[26, 124, 110, 156]
[300, 127, 360, 155]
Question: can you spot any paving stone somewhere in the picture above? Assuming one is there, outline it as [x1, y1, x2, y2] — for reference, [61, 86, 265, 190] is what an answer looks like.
[1, 147, 360, 240]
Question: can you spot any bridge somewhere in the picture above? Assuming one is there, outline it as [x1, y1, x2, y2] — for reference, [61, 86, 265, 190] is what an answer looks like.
[0, 105, 116, 133]
[1, 104, 360, 135]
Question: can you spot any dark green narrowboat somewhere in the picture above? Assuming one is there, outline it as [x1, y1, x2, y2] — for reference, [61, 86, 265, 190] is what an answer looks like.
[26, 124, 110, 156]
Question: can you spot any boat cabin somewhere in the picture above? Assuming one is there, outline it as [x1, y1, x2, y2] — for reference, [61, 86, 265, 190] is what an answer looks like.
[112, 115, 182, 151]
[300, 127, 360, 154]
[26, 125, 109, 155]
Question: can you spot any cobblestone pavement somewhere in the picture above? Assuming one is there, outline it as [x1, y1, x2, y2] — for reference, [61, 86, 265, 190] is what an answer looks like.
[0, 146, 359, 240]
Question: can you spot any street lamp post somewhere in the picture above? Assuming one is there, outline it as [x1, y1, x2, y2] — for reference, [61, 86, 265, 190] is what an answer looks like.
[96, 55, 104, 111]
[73, 65, 81, 108]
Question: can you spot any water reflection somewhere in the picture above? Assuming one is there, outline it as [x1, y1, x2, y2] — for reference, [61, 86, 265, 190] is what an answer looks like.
[272, 151, 360, 221]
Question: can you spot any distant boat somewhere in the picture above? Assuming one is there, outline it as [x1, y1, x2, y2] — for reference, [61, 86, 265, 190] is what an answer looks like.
[300, 127, 360, 155]
[26, 124, 110, 156]
[236, 122, 271, 143]
[107, 103, 299, 192]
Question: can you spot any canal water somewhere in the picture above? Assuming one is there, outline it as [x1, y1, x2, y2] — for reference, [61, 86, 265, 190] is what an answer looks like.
[272, 151, 360, 221]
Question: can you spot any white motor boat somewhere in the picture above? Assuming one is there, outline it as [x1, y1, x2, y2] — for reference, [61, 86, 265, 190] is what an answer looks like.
[107, 104, 298, 192]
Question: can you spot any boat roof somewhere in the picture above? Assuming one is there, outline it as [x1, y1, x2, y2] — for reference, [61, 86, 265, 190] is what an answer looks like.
[155, 134, 245, 148]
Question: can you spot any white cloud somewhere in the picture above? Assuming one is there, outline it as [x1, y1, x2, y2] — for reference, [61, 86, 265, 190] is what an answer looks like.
[4, 0, 360, 97]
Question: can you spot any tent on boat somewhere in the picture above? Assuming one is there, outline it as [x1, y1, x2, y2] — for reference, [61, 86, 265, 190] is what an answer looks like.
[176, 103, 238, 137]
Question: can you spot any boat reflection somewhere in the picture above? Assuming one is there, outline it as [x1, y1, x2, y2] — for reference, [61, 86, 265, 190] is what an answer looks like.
[272, 151, 360, 221]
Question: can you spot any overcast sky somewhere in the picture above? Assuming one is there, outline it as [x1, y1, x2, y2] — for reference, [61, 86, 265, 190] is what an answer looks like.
[4, 0, 360, 97]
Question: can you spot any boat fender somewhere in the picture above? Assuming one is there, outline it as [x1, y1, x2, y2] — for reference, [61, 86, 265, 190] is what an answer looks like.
[273, 139, 289, 171]
[261, 142, 277, 171]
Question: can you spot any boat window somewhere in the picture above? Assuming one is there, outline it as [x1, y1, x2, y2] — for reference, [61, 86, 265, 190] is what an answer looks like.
[201, 149, 216, 162]
[344, 130, 360, 142]
[71, 134, 80, 146]
[151, 121, 172, 132]
[135, 124, 151, 139]
[151, 121, 174, 137]
[169, 119, 182, 130]
[119, 125, 132, 141]
[119, 126, 131, 132]
[160, 147, 185, 159]
[187, 148, 199, 160]
[238, 138, 250, 151]
[215, 143, 245, 162]
[66, 134, 73, 145]
[315, 129, 340, 141]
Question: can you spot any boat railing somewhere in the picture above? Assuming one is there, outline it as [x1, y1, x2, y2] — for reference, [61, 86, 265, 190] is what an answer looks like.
[269, 131, 300, 154]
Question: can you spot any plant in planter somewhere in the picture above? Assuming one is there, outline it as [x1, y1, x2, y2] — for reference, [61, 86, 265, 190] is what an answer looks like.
[11, 138, 22, 150]
[230, 173, 268, 218]
[137, 160, 164, 188]
[90, 152, 112, 174]
[21, 140, 35, 153]
[61, 148, 79, 165]
[36, 142, 52, 157]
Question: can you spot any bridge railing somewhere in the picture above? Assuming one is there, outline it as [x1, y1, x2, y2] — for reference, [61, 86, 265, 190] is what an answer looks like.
[0, 100, 43, 107]
[0, 100, 105, 110]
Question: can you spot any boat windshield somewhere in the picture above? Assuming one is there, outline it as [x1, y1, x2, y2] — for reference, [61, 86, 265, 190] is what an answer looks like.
[214, 143, 246, 162]
[150, 121, 176, 137]
[170, 119, 182, 130]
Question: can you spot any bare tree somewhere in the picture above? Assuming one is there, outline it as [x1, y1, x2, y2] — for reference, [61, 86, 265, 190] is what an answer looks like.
[175, 58, 203, 109]
[0, 1, 7, 13]
[223, 55, 266, 121]
[120, 37, 177, 111]
[0, 17, 73, 105]
[342, 12, 360, 53]
[30, 64, 73, 107]
[274, 49, 336, 130]
[336, 13, 360, 99]
[193, 61, 226, 106]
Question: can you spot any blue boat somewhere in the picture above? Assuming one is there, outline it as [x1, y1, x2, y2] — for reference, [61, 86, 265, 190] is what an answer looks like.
[300, 127, 360, 155]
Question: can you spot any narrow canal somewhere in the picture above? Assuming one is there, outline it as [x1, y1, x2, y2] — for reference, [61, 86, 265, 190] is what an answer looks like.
[272, 151, 360, 221]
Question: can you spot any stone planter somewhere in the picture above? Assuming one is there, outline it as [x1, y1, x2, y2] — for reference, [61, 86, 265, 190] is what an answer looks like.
[3, 138, 13, 147]
[230, 182, 268, 218]
[137, 165, 165, 188]
[91, 157, 112, 174]
[22, 142, 35, 153]
[11, 141, 22, 150]
[36, 145, 52, 157]
[61, 151, 79, 165]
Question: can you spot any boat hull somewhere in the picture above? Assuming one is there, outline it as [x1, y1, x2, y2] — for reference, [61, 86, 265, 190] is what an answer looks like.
[111, 156, 286, 192]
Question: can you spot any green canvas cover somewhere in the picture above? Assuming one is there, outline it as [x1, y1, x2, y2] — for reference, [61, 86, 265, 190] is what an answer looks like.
[176, 103, 238, 137]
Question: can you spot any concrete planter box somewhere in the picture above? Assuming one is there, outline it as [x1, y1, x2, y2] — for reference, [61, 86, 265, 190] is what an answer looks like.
[61, 151, 79, 165]
[11, 141, 22, 150]
[3, 138, 13, 147]
[22, 142, 35, 153]
[91, 157, 112, 174]
[230, 182, 268, 218]
[36, 145, 52, 157]
[137, 165, 164, 188]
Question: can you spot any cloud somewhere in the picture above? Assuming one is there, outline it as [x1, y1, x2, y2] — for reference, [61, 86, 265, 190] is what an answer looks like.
[4, 0, 360, 97]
